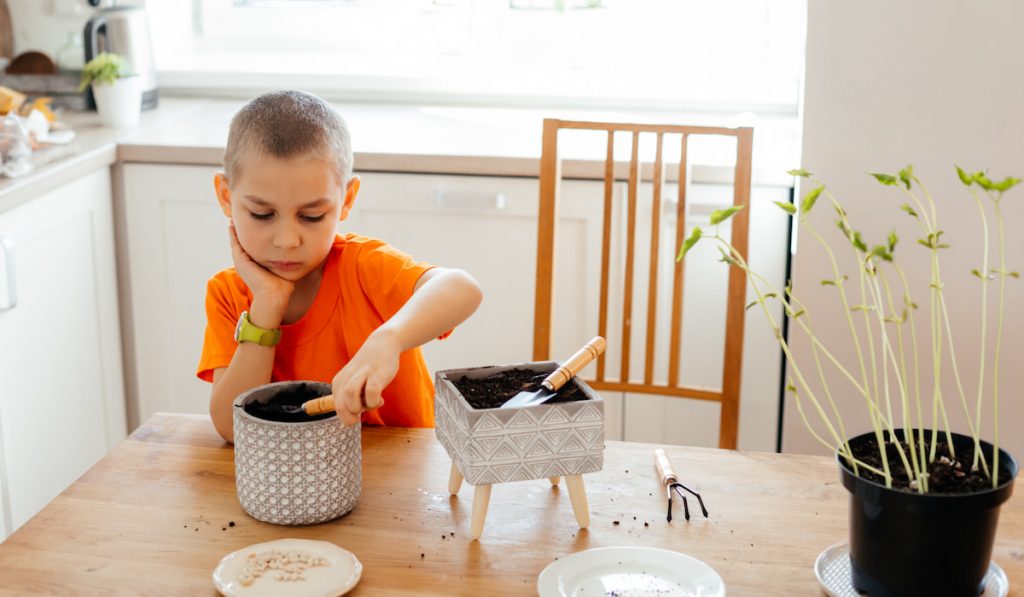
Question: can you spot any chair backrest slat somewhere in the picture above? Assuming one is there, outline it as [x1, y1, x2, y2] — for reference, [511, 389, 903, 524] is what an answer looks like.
[534, 119, 753, 449]
[718, 128, 754, 449]
[533, 119, 561, 361]
[596, 131, 615, 383]
[619, 131, 641, 385]
[643, 133, 665, 385]
[668, 134, 689, 388]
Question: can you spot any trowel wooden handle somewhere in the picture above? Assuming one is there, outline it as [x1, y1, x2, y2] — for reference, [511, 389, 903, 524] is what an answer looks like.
[303, 389, 385, 417]
[303, 395, 336, 416]
[542, 336, 607, 391]
[654, 448, 678, 486]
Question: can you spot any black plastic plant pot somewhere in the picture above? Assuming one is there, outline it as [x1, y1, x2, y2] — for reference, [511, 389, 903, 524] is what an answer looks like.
[839, 429, 1018, 597]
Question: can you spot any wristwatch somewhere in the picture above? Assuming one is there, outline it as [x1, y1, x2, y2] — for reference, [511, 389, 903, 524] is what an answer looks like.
[234, 311, 281, 346]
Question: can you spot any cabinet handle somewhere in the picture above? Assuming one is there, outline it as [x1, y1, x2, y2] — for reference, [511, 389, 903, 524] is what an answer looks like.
[0, 236, 15, 313]
[434, 190, 507, 210]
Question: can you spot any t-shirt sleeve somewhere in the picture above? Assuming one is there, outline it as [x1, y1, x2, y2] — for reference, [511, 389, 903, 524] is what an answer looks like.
[196, 274, 244, 383]
[355, 240, 452, 340]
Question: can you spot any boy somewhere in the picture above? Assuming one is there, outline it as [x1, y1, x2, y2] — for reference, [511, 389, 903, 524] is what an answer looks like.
[197, 90, 483, 443]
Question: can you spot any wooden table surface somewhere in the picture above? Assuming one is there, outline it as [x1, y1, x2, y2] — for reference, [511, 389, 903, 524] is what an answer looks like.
[0, 413, 1021, 595]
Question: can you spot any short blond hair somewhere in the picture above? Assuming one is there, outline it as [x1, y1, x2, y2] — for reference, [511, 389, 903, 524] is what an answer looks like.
[223, 90, 353, 185]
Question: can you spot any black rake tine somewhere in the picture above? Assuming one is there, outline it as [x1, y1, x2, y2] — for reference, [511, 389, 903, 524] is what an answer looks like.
[675, 482, 709, 518]
[666, 494, 673, 523]
[671, 485, 690, 521]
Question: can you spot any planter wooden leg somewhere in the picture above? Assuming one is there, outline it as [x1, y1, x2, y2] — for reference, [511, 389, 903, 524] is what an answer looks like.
[448, 461, 463, 495]
[549, 476, 561, 486]
[565, 474, 590, 529]
[470, 484, 492, 540]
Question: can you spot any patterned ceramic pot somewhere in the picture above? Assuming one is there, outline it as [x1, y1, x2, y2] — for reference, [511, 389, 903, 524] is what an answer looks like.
[434, 361, 604, 485]
[233, 381, 361, 525]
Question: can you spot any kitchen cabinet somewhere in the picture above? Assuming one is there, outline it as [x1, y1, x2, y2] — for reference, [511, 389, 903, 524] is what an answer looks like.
[119, 165, 788, 450]
[0, 168, 127, 537]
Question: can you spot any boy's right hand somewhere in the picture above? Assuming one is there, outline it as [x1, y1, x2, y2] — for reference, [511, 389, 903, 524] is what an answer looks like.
[228, 222, 294, 326]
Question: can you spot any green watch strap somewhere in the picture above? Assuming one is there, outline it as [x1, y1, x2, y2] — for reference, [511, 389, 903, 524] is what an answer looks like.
[234, 311, 282, 347]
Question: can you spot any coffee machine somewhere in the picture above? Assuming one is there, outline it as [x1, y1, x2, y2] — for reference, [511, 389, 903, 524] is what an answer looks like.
[83, 1, 158, 109]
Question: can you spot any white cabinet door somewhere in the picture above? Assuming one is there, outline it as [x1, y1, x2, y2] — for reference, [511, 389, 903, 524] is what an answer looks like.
[121, 164, 229, 425]
[0, 167, 127, 536]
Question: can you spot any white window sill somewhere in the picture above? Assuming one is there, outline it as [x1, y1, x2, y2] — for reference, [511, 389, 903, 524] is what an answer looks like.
[156, 49, 800, 116]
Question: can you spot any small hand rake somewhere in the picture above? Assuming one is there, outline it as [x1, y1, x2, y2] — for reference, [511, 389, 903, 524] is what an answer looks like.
[654, 448, 708, 523]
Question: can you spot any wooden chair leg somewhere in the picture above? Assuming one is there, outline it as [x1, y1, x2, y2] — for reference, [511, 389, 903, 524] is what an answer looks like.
[548, 476, 561, 486]
[470, 484, 492, 540]
[565, 474, 590, 529]
[448, 461, 463, 495]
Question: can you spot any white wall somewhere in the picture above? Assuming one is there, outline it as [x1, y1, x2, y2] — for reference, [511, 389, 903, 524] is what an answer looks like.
[785, 0, 1024, 464]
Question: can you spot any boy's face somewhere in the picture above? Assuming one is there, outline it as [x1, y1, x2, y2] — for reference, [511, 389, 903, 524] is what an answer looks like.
[214, 154, 359, 283]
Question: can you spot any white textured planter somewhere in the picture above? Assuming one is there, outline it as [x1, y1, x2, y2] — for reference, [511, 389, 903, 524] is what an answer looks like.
[91, 76, 141, 128]
[233, 381, 361, 526]
[434, 361, 605, 485]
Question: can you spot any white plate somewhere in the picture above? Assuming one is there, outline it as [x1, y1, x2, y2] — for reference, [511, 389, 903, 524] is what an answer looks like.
[814, 541, 1008, 597]
[213, 538, 362, 597]
[538, 546, 725, 597]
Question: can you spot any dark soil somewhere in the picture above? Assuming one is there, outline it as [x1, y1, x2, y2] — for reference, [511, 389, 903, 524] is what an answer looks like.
[449, 367, 589, 409]
[240, 382, 336, 423]
[851, 433, 1014, 494]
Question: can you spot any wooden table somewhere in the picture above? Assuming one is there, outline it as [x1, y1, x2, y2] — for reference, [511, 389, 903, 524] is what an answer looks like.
[0, 413, 1021, 595]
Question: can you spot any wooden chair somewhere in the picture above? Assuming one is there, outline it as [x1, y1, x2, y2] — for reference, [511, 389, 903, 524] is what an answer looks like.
[533, 118, 753, 449]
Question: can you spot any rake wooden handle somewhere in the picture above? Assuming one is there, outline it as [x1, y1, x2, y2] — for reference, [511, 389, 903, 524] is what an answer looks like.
[654, 448, 678, 486]
[542, 336, 607, 392]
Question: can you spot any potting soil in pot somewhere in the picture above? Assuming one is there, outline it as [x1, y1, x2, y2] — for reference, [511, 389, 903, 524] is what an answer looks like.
[242, 382, 336, 423]
[450, 368, 588, 409]
[853, 434, 1015, 493]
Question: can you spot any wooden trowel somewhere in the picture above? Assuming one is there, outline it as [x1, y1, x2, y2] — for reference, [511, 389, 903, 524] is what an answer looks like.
[270, 389, 382, 417]
[499, 336, 606, 409]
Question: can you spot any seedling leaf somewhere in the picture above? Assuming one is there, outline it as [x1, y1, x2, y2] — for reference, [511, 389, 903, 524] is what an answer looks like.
[787, 168, 812, 178]
[710, 205, 744, 225]
[994, 176, 1022, 192]
[956, 165, 973, 186]
[801, 186, 824, 215]
[774, 200, 797, 215]
[852, 231, 868, 252]
[870, 172, 898, 186]
[898, 165, 914, 190]
[677, 226, 703, 261]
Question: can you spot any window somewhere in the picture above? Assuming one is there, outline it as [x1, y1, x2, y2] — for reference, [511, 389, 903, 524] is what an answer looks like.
[153, 0, 805, 112]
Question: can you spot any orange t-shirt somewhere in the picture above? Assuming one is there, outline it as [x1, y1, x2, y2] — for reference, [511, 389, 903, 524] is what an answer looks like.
[196, 233, 441, 427]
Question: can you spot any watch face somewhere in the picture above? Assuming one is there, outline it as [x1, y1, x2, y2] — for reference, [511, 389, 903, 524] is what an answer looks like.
[234, 311, 248, 342]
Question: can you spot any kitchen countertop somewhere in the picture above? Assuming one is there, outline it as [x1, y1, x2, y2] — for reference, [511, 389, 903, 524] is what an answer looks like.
[0, 96, 799, 214]
[0, 413, 1020, 594]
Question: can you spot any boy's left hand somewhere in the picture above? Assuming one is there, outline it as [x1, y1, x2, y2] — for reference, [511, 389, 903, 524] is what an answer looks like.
[332, 329, 402, 426]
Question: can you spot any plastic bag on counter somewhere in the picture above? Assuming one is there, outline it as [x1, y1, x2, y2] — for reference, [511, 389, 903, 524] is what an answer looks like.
[0, 113, 33, 178]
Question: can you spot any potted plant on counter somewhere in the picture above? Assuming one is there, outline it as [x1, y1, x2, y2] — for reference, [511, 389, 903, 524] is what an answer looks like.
[680, 165, 1019, 596]
[78, 51, 141, 128]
